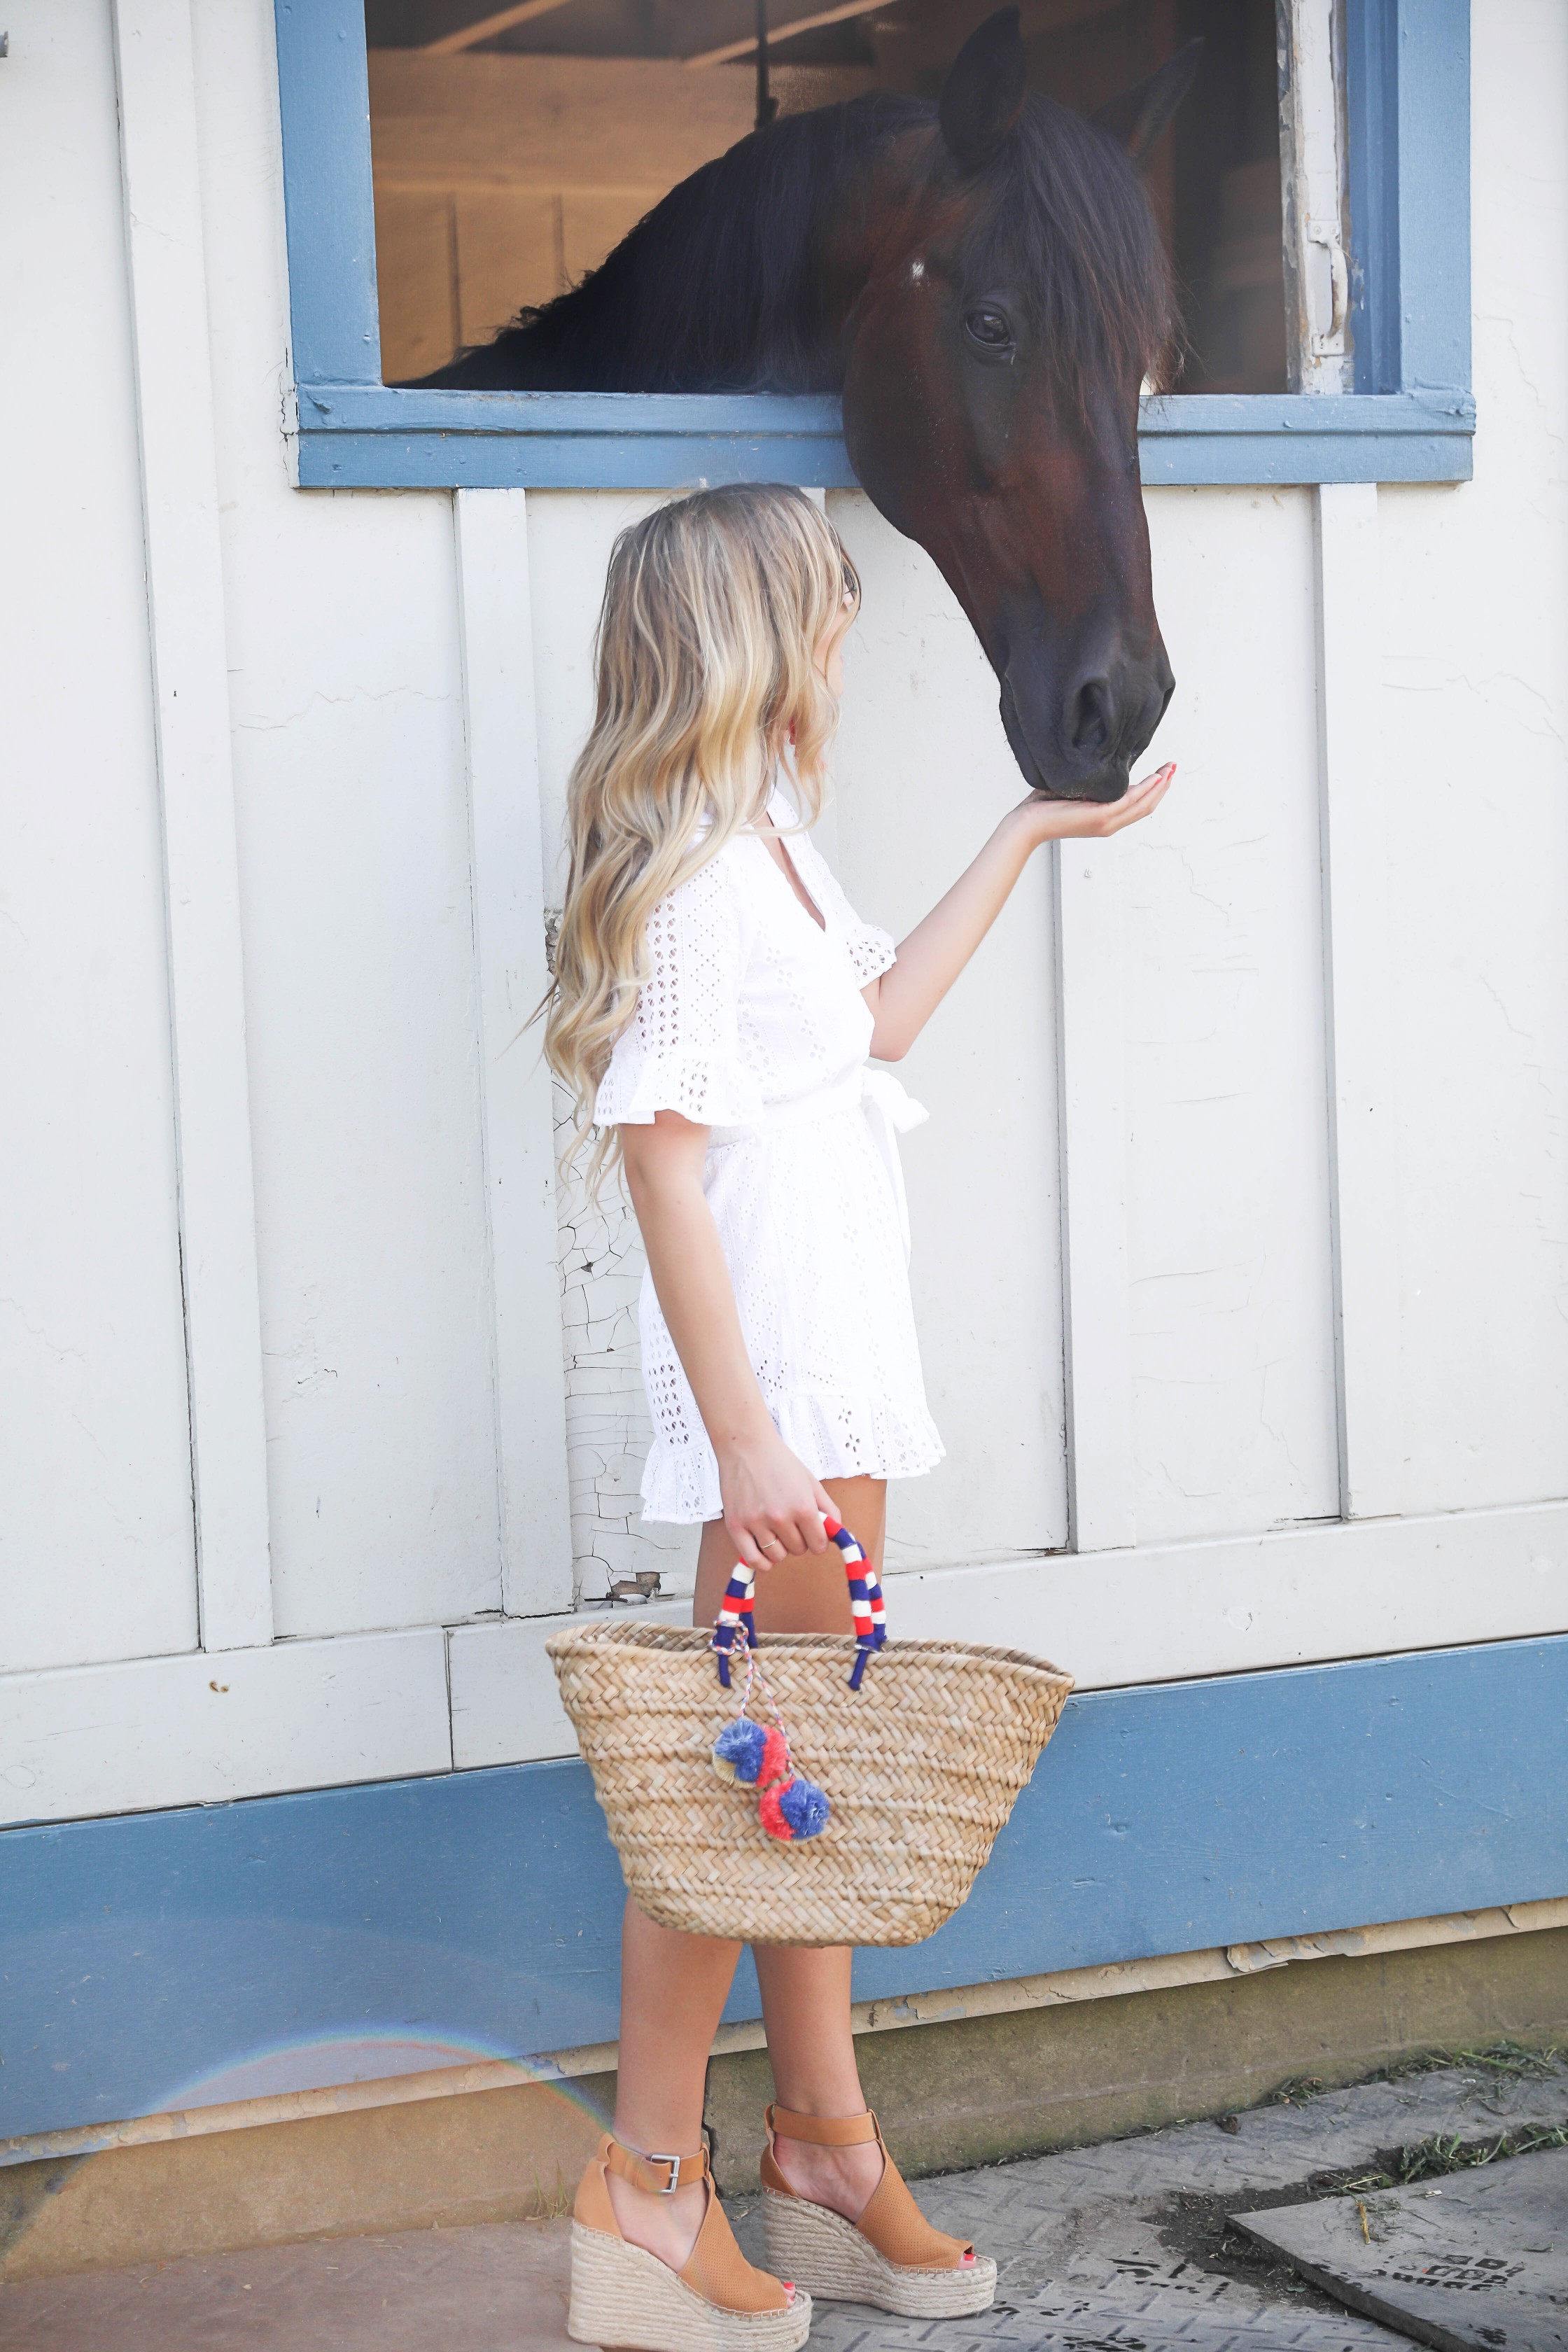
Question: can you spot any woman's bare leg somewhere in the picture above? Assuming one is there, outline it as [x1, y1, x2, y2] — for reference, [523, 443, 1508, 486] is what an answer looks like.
[605, 1480, 883, 2264]
[607, 1900, 741, 2265]
[695, 1474, 888, 2220]
[753, 1942, 884, 2218]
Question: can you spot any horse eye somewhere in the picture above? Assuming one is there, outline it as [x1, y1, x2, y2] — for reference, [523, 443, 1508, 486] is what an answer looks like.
[964, 308, 1014, 351]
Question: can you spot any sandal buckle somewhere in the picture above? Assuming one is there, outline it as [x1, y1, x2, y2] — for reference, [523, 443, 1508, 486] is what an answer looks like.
[645, 2151, 684, 2194]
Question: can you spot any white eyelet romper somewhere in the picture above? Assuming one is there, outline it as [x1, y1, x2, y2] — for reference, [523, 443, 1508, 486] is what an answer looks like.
[596, 787, 945, 1525]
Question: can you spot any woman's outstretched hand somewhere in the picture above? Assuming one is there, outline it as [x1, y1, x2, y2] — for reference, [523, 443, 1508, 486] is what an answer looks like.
[1021, 760, 1175, 842]
[862, 762, 1177, 1062]
[718, 1428, 835, 1574]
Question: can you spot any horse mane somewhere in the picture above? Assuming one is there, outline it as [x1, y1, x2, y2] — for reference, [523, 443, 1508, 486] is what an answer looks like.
[419, 88, 1175, 400]
[426, 94, 925, 393]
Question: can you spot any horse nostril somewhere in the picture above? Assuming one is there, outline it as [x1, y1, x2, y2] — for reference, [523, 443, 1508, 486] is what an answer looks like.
[1068, 676, 1113, 757]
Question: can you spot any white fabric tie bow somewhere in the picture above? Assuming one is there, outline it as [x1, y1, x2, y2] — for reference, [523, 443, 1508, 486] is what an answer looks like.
[859, 1068, 928, 1261]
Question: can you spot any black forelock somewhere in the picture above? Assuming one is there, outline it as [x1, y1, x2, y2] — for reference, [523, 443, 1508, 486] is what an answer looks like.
[960, 92, 1179, 401]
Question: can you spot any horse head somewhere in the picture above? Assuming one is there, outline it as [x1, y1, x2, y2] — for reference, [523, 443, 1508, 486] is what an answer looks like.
[415, 9, 1197, 797]
[839, 12, 1198, 800]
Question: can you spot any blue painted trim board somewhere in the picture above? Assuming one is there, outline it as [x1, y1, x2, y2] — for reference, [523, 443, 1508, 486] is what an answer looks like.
[270, 0, 1474, 492]
[1390, 0, 1471, 395]
[272, 1, 381, 386]
[3, 1637, 1563, 2143]
[1344, 0, 1471, 398]
[292, 390, 1474, 493]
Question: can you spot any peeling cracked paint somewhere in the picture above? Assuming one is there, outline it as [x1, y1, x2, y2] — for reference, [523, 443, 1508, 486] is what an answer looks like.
[553, 1085, 691, 1606]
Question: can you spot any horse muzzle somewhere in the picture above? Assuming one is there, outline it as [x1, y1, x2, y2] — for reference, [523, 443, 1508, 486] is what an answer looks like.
[999, 643, 1174, 803]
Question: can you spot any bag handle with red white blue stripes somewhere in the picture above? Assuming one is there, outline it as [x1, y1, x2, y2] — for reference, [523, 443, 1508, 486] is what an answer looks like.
[710, 1518, 886, 1690]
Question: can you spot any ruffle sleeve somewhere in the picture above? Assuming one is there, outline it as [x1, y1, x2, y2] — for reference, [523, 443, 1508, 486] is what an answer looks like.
[594, 855, 764, 1128]
[841, 920, 897, 986]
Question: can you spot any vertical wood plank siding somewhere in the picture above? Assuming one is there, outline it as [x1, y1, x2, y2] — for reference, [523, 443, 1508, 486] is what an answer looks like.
[453, 491, 573, 1615]
[1314, 483, 1404, 1519]
[1054, 850, 1135, 1552]
[112, 0, 272, 1649]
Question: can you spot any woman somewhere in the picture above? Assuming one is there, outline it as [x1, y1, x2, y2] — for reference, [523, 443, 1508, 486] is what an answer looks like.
[547, 484, 1172, 2351]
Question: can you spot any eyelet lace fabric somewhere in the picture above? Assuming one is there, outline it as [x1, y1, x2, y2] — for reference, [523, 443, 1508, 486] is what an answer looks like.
[595, 790, 944, 1524]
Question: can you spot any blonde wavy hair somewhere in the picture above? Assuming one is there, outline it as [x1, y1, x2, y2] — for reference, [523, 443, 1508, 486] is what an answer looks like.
[545, 484, 858, 1186]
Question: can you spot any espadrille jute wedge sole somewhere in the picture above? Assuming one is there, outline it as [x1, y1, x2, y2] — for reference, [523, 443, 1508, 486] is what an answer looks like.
[567, 2222, 812, 2351]
[760, 2106, 996, 2319]
[569, 2134, 808, 2352]
[760, 2190, 997, 2318]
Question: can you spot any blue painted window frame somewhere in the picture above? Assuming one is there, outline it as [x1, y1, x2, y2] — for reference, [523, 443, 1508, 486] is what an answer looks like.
[272, 0, 1473, 492]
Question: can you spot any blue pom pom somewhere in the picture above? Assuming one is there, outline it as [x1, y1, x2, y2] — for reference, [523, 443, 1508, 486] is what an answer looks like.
[713, 1718, 769, 1784]
[778, 1774, 831, 1840]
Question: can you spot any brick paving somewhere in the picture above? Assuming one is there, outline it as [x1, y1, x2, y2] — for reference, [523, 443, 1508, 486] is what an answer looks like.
[3, 2056, 1563, 2351]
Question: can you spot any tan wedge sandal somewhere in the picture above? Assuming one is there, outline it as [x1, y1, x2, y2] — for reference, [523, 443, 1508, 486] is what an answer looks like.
[568, 2133, 811, 2352]
[761, 2104, 997, 2319]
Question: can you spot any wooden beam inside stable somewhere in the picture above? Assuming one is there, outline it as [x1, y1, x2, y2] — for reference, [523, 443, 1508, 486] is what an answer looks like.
[685, 0, 888, 71]
[422, 0, 577, 57]
[421, 0, 1168, 74]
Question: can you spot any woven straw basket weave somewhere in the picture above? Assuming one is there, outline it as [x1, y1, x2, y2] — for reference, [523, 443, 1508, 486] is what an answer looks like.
[546, 1621, 1074, 1947]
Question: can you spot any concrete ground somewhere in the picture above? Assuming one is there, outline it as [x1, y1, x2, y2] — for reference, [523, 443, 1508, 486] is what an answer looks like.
[2, 2052, 1562, 2351]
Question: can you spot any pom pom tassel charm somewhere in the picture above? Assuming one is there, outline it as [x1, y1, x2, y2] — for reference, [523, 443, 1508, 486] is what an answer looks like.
[711, 1707, 830, 1840]
[771, 1772, 831, 1841]
[711, 1716, 768, 1785]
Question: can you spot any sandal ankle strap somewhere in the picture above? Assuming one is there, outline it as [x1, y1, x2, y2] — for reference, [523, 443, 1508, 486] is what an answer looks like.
[603, 2134, 710, 2194]
[766, 2101, 881, 2148]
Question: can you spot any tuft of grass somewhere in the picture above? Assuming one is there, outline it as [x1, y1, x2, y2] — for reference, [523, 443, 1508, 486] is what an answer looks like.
[1337, 2119, 1568, 2195]
[1466, 2039, 1564, 2078]
[528, 2164, 575, 2221]
[1266, 2075, 1327, 2106]
[1374, 2038, 1564, 2087]
[1252, 2040, 1564, 2118]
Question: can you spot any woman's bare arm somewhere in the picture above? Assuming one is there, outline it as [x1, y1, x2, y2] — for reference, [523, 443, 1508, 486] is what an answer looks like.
[620, 1110, 833, 1570]
[865, 762, 1175, 1061]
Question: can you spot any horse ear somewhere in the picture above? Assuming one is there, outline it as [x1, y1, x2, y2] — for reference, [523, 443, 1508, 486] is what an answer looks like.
[1091, 37, 1203, 169]
[939, 8, 1028, 176]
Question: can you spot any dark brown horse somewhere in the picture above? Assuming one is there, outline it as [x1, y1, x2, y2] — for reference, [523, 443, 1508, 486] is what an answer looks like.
[419, 11, 1197, 801]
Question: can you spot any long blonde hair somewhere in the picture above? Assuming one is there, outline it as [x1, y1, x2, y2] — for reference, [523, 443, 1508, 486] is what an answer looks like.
[546, 484, 858, 1184]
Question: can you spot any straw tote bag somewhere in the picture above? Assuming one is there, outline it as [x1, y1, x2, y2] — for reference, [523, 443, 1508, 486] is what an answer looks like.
[547, 1523, 1073, 1947]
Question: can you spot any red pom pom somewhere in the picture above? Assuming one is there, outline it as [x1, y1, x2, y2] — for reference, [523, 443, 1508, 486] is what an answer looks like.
[758, 1782, 794, 1840]
[760, 1726, 791, 1787]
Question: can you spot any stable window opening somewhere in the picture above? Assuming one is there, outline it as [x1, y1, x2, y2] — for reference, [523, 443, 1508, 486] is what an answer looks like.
[274, 0, 1473, 487]
[364, 0, 1294, 397]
